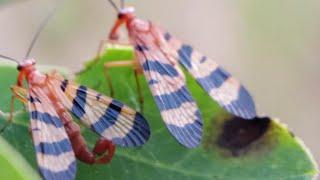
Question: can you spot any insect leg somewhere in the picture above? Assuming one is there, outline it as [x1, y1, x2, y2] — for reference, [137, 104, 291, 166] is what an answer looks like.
[0, 86, 27, 133]
[103, 63, 115, 97]
[108, 40, 132, 46]
[103, 60, 136, 98]
[95, 39, 132, 61]
[95, 39, 109, 61]
[10, 85, 28, 104]
[103, 59, 144, 112]
[134, 68, 144, 113]
[0, 96, 15, 133]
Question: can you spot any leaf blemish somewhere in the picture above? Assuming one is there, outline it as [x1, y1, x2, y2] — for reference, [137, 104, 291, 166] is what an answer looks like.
[217, 116, 270, 150]
[206, 116, 275, 157]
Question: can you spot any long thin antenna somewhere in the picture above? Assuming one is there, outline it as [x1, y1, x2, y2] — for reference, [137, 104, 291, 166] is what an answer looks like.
[25, 1, 63, 59]
[0, 54, 19, 64]
[120, 0, 124, 9]
[107, 0, 120, 12]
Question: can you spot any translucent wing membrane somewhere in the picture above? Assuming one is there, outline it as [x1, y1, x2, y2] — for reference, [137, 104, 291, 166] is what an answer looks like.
[28, 88, 76, 180]
[160, 29, 256, 119]
[48, 73, 150, 147]
[129, 20, 203, 148]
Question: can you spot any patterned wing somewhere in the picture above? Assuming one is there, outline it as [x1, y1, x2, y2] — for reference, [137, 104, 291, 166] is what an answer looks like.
[28, 87, 76, 180]
[47, 74, 150, 148]
[161, 30, 256, 119]
[128, 19, 203, 148]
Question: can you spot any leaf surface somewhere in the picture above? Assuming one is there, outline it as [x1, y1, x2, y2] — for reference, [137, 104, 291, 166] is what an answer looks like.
[0, 48, 318, 180]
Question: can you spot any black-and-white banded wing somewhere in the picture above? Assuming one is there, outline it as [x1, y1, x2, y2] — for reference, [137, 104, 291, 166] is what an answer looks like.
[48, 75, 150, 148]
[28, 88, 76, 180]
[128, 23, 203, 148]
[162, 32, 257, 119]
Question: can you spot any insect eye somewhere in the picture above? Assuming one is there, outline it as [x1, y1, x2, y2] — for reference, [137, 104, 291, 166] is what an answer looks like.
[17, 65, 22, 71]
[118, 13, 125, 19]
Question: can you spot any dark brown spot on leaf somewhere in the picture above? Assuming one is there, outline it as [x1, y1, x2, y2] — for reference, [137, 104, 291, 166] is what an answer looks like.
[217, 116, 271, 153]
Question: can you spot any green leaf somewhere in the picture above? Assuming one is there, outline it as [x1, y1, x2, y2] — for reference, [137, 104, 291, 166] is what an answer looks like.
[0, 46, 318, 180]
[0, 135, 40, 180]
[76, 46, 319, 180]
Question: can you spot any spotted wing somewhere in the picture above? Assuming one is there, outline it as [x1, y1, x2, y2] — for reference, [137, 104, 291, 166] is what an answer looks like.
[48, 74, 150, 147]
[161, 31, 256, 119]
[129, 22, 203, 148]
[28, 87, 76, 180]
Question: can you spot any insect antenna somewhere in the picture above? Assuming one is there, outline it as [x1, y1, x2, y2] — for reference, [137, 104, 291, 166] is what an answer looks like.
[107, 0, 120, 12]
[0, 54, 19, 64]
[25, 1, 63, 59]
[120, 0, 124, 9]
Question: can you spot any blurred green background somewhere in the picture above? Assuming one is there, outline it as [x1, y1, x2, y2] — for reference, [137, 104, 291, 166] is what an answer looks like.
[0, 0, 319, 166]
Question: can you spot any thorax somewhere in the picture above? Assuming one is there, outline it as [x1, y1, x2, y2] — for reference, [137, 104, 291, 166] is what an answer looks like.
[128, 18, 152, 34]
[26, 70, 47, 88]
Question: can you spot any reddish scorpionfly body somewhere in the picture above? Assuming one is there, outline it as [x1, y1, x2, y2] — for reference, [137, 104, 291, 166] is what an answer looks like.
[95, 0, 257, 148]
[0, 4, 150, 180]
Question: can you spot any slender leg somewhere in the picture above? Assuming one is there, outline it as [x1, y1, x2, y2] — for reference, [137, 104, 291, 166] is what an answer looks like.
[95, 39, 109, 61]
[103, 65, 115, 97]
[107, 40, 132, 46]
[0, 95, 15, 133]
[10, 86, 28, 104]
[0, 86, 28, 134]
[103, 60, 136, 98]
[134, 69, 144, 113]
[95, 39, 132, 62]
[103, 60, 145, 112]
[98, 36, 145, 111]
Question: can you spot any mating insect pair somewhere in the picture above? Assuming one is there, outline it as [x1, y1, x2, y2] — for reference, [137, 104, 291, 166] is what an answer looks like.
[0, 0, 258, 179]
[95, 0, 257, 148]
